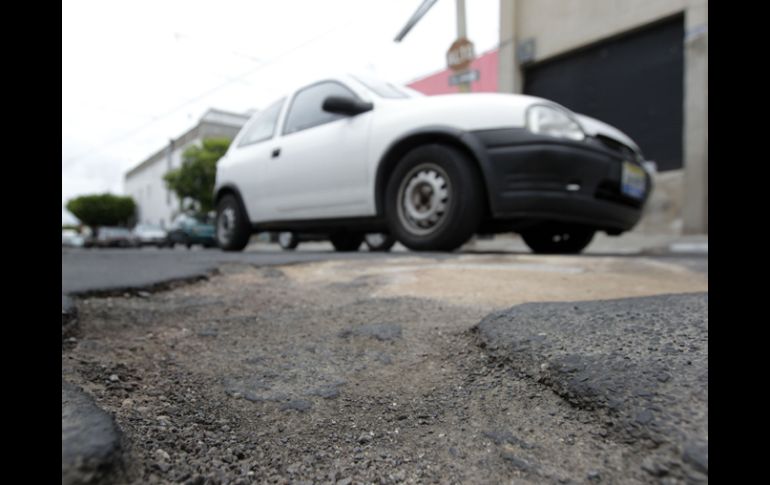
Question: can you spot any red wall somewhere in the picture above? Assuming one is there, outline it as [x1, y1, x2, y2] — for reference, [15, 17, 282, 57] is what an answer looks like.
[407, 49, 499, 95]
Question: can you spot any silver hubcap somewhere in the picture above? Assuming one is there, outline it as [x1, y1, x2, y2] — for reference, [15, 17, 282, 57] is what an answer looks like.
[217, 207, 236, 244]
[397, 163, 450, 236]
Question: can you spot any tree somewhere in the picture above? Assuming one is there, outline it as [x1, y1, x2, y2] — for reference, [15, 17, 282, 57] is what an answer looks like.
[163, 138, 231, 216]
[65, 194, 136, 235]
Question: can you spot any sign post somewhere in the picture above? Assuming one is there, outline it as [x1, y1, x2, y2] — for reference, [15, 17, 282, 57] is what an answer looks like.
[446, 0, 475, 92]
[394, 0, 477, 92]
[446, 37, 475, 92]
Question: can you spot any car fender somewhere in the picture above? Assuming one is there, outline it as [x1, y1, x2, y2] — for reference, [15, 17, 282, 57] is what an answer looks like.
[214, 183, 252, 223]
[372, 125, 496, 216]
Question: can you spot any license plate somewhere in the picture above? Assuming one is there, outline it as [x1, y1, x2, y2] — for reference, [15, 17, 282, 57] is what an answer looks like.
[621, 162, 646, 199]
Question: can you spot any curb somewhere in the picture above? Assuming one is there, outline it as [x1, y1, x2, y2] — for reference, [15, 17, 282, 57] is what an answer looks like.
[62, 379, 126, 485]
[62, 294, 78, 341]
[61, 272, 215, 483]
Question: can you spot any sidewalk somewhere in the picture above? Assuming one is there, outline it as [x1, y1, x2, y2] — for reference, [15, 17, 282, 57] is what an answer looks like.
[246, 231, 708, 256]
[464, 231, 708, 255]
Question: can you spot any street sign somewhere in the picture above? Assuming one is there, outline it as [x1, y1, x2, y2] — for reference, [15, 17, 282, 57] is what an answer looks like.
[449, 69, 479, 86]
[446, 37, 475, 72]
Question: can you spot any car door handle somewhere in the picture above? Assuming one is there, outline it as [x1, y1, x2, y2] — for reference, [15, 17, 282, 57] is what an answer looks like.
[271, 148, 281, 158]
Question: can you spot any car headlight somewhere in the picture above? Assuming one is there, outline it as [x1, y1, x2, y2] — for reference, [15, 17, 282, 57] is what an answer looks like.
[526, 105, 585, 141]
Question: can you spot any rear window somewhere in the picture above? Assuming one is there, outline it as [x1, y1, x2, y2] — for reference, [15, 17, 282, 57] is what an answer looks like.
[238, 98, 285, 147]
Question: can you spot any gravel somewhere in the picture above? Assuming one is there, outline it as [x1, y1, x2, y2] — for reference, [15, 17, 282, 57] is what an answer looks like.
[475, 293, 708, 483]
[62, 264, 706, 484]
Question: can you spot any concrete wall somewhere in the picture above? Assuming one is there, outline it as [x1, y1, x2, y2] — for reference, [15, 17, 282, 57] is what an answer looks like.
[682, 2, 708, 234]
[125, 142, 182, 228]
[498, 0, 708, 234]
[511, 0, 696, 64]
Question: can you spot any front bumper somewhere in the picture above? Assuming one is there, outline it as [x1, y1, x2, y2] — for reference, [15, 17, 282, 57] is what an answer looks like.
[471, 128, 653, 233]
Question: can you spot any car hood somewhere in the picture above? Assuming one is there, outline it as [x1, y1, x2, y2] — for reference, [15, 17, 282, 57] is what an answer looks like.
[375, 92, 547, 131]
[376, 93, 641, 153]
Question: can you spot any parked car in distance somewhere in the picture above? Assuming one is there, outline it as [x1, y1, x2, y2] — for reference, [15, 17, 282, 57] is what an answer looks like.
[214, 73, 653, 254]
[166, 214, 217, 249]
[276, 231, 396, 252]
[62, 229, 85, 247]
[133, 223, 169, 248]
[87, 227, 138, 248]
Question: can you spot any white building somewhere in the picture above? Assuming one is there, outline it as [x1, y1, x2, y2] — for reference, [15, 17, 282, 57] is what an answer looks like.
[124, 108, 251, 228]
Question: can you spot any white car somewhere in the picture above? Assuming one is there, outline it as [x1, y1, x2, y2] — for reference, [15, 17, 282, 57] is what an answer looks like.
[214, 74, 652, 253]
[61, 229, 85, 248]
[132, 223, 169, 248]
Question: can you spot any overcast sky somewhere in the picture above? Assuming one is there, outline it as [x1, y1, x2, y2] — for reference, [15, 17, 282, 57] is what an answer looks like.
[62, 0, 500, 223]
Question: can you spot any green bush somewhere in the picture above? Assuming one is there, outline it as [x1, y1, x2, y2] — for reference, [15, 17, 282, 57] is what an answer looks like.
[65, 193, 136, 233]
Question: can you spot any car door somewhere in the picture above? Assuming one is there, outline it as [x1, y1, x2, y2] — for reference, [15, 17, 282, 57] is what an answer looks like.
[264, 80, 372, 220]
[218, 98, 285, 222]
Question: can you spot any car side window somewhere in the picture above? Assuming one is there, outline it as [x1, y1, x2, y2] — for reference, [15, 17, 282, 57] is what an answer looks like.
[283, 81, 359, 135]
[237, 98, 285, 147]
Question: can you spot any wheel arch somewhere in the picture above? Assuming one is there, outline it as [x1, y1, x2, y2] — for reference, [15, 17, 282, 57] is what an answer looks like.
[214, 184, 251, 223]
[374, 126, 494, 217]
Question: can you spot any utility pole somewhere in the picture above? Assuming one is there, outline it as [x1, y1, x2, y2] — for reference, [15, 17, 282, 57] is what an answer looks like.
[394, 0, 476, 93]
[455, 0, 470, 92]
[455, 0, 467, 38]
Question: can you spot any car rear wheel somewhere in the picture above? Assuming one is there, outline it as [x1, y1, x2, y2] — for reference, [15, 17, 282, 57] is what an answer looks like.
[330, 233, 363, 252]
[364, 233, 396, 252]
[385, 144, 484, 251]
[216, 194, 251, 252]
[278, 232, 299, 251]
[520, 223, 595, 254]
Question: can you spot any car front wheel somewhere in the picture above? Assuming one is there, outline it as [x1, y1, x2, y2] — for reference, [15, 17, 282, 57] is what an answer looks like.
[520, 223, 595, 254]
[385, 144, 484, 251]
[216, 194, 251, 252]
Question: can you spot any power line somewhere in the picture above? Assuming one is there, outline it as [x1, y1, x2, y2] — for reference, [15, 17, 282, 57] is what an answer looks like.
[62, 20, 356, 167]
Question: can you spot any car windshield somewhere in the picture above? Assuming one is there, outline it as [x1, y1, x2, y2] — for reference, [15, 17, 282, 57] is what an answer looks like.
[350, 74, 418, 99]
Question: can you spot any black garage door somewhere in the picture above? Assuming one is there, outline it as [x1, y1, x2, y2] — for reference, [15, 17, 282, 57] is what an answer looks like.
[524, 15, 684, 171]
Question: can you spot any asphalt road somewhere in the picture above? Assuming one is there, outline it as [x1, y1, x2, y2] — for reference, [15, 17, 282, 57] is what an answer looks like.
[62, 244, 708, 483]
[62, 246, 434, 295]
[62, 244, 707, 296]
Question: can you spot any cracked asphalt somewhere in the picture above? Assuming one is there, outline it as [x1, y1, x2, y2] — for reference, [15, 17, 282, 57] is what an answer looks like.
[61, 248, 707, 484]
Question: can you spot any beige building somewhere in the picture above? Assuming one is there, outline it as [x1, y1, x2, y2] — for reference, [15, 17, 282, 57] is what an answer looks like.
[498, 0, 707, 234]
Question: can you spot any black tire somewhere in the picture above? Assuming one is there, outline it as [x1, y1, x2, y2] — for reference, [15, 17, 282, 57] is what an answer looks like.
[278, 232, 299, 251]
[216, 194, 251, 252]
[385, 144, 484, 251]
[330, 233, 363, 252]
[364, 233, 396, 252]
[520, 223, 596, 254]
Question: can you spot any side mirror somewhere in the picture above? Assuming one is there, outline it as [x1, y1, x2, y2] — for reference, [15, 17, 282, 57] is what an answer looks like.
[322, 96, 373, 116]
